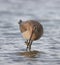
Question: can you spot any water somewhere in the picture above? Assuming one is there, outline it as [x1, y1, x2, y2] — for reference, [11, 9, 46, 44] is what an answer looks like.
[0, 0, 60, 65]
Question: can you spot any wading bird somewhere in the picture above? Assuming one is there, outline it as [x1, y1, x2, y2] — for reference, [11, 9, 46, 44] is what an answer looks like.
[18, 20, 43, 51]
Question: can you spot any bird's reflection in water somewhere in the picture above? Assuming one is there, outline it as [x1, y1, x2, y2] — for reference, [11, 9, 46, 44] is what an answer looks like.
[18, 50, 40, 58]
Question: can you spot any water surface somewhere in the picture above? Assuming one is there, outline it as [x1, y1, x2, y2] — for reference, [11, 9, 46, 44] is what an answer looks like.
[0, 0, 60, 65]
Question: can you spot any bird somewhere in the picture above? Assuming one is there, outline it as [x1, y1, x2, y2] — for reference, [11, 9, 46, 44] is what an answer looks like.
[18, 20, 43, 51]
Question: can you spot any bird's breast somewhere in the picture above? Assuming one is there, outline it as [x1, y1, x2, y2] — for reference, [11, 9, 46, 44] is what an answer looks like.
[22, 31, 31, 40]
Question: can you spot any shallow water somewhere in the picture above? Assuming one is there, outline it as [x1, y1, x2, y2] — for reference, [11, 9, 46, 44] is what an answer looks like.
[0, 0, 60, 65]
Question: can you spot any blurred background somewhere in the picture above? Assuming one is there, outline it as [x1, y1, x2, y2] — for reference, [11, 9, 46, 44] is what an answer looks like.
[0, 0, 60, 65]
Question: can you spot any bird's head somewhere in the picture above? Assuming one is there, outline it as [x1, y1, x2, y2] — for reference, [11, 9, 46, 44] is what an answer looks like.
[18, 19, 22, 24]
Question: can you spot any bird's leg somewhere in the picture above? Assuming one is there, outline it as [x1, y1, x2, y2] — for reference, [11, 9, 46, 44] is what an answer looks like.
[25, 27, 35, 51]
[25, 40, 28, 45]
[26, 44, 29, 51]
[25, 40, 28, 51]
[25, 40, 30, 51]
[27, 30, 34, 52]
[29, 40, 32, 51]
[28, 26, 37, 51]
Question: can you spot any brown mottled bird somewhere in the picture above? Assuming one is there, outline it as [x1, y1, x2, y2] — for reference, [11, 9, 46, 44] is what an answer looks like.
[18, 20, 43, 51]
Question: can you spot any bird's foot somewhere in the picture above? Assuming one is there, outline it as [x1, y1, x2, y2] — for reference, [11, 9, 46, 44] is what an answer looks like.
[25, 40, 30, 46]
